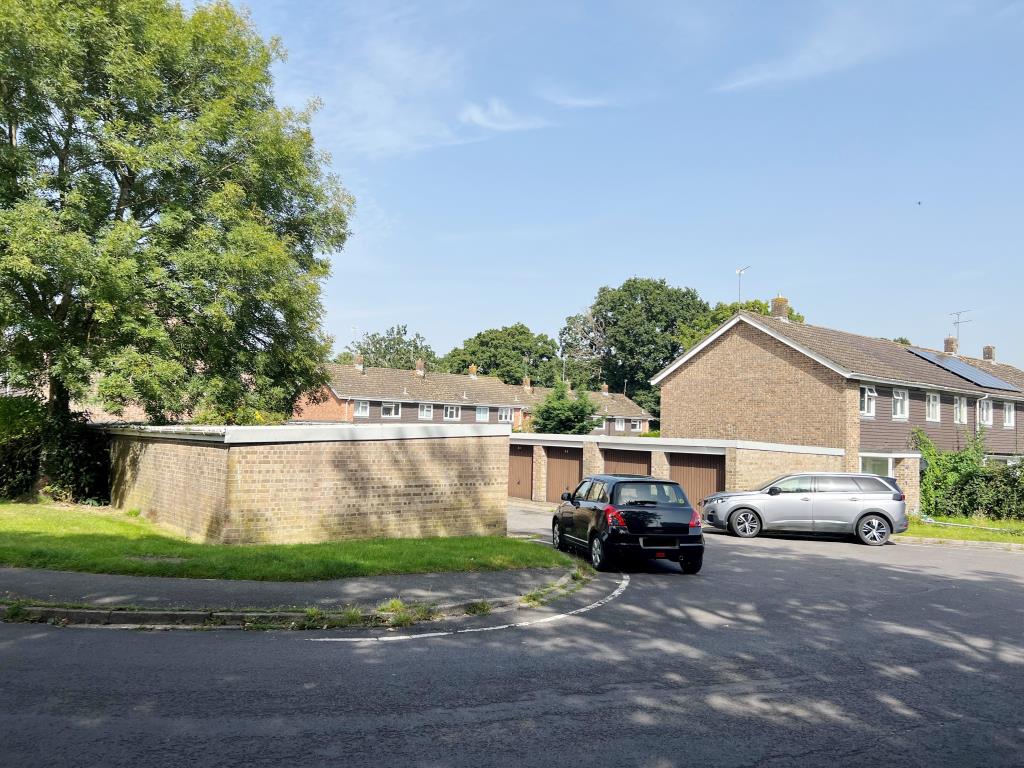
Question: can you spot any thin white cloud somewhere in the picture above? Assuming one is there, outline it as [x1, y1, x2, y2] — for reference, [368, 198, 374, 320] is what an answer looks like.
[458, 98, 549, 132]
[539, 90, 615, 110]
[716, 6, 897, 92]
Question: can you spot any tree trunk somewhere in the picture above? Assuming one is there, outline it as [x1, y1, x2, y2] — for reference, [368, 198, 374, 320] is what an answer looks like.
[47, 377, 72, 422]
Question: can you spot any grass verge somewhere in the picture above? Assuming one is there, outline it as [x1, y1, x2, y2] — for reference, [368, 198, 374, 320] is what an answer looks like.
[906, 514, 1024, 544]
[0, 502, 572, 581]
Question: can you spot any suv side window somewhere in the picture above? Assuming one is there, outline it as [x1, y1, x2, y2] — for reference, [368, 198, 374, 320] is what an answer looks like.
[854, 476, 892, 493]
[587, 481, 608, 503]
[816, 476, 861, 493]
[774, 476, 814, 493]
[572, 481, 592, 500]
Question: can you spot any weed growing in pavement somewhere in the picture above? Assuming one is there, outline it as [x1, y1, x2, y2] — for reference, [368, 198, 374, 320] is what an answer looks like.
[377, 598, 406, 613]
[464, 601, 492, 616]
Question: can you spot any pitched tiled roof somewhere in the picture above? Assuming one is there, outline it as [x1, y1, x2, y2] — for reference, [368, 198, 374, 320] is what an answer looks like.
[745, 312, 1024, 398]
[325, 364, 650, 417]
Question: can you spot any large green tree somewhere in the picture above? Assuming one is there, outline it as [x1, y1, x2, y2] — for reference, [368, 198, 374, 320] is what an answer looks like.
[568, 278, 709, 418]
[442, 323, 559, 386]
[347, 325, 436, 370]
[0, 0, 351, 423]
[676, 299, 805, 351]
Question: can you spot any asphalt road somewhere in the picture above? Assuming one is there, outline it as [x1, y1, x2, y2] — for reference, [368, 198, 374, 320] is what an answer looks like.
[3, 526, 1023, 767]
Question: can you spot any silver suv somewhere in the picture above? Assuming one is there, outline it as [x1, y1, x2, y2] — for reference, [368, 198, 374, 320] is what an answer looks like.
[702, 473, 909, 546]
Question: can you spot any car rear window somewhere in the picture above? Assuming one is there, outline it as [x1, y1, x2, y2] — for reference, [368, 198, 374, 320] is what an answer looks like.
[612, 482, 689, 507]
[816, 476, 861, 493]
[855, 476, 894, 493]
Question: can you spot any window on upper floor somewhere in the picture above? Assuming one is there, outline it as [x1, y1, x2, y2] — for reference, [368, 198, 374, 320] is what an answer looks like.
[614, 417, 625, 431]
[498, 407, 514, 424]
[1005, 402, 1016, 429]
[476, 406, 489, 422]
[630, 419, 642, 432]
[891, 389, 909, 421]
[381, 402, 401, 419]
[859, 386, 877, 417]
[953, 396, 968, 425]
[926, 392, 941, 422]
[418, 403, 433, 420]
[977, 399, 993, 427]
[354, 400, 370, 418]
[443, 405, 461, 421]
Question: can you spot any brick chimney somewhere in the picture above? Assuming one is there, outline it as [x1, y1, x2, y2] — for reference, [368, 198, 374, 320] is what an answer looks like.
[944, 336, 959, 355]
[601, 383, 609, 396]
[522, 376, 531, 393]
[468, 364, 478, 379]
[983, 345, 996, 362]
[415, 358, 425, 376]
[771, 295, 790, 320]
[354, 354, 364, 373]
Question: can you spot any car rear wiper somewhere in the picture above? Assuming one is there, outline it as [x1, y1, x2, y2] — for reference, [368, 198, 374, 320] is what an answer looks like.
[625, 500, 658, 506]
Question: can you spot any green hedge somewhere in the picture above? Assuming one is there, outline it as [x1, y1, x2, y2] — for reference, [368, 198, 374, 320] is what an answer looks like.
[0, 396, 45, 499]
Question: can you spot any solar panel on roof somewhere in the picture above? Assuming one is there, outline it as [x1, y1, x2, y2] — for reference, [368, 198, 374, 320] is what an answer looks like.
[908, 348, 1021, 392]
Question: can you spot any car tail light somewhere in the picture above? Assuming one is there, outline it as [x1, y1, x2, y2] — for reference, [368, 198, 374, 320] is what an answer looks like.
[893, 492, 906, 502]
[689, 508, 702, 528]
[605, 505, 627, 528]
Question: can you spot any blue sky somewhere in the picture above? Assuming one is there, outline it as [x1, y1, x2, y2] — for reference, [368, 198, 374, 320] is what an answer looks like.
[241, 0, 1024, 363]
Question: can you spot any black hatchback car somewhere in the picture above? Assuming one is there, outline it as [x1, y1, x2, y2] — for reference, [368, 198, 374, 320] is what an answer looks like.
[552, 474, 704, 574]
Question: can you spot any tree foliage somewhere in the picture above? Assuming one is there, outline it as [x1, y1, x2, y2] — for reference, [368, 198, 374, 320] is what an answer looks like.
[676, 299, 805, 351]
[0, 0, 351, 423]
[347, 325, 436, 370]
[442, 323, 558, 386]
[530, 379, 598, 435]
[558, 311, 604, 392]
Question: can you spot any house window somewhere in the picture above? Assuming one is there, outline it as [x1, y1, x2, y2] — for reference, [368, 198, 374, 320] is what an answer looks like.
[354, 400, 370, 418]
[977, 399, 993, 427]
[953, 396, 968, 425]
[859, 386, 877, 417]
[443, 405, 461, 421]
[1005, 402, 1016, 429]
[926, 392, 941, 423]
[381, 402, 401, 419]
[630, 419, 642, 432]
[418, 403, 433, 420]
[476, 406, 489, 422]
[891, 389, 909, 421]
[497, 407, 514, 424]
[614, 417, 625, 431]
[860, 456, 892, 476]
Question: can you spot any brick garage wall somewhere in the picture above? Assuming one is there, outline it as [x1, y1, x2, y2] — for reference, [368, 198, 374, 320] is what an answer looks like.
[659, 321, 857, 455]
[110, 437, 230, 540]
[109, 430, 508, 544]
[729, 447, 844, 492]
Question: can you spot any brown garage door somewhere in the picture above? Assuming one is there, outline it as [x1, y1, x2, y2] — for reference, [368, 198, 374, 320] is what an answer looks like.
[545, 446, 583, 502]
[603, 449, 651, 476]
[669, 453, 726, 506]
[508, 445, 534, 499]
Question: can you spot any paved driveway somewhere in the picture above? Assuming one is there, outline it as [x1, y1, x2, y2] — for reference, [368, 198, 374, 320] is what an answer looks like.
[2, 512, 1023, 767]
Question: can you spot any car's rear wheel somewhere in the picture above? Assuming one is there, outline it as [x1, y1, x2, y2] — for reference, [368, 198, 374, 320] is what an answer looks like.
[679, 552, 703, 574]
[590, 535, 612, 571]
[857, 514, 891, 546]
[552, 522, 567, 552]
[729, 509, 761, 538]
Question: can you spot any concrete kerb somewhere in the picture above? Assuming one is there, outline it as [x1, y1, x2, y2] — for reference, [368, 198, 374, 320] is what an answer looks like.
[0, 570, 582, 630]
[895, 536, 1024, 553]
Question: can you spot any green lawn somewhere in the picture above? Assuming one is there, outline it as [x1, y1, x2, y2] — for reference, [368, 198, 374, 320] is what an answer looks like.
[0, 503, 571, 581]
[906, 514, 1024, 545]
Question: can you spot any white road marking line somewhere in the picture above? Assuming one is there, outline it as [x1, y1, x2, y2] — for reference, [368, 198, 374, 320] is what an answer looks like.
[309, 573, 631, 643]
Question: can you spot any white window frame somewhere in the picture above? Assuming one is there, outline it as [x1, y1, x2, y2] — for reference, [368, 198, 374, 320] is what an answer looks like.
[859, 385, 877, 418]
[475, 406, 489, 422]
[1005, 402, 1016, 429]
[381, 402, 401, 419]
[630, 419, 642, 432]
[925, 392, 941, 423]
[614, 417, 625, 431]
[891, 389, 909, 421]
[977, 398, 993, 427]
[418, 403, 433, 421]
[354, 400, 370, 418]
[443, 405, 461, 421]
[497, 407, 514, 424]
[953, 396, 968, 425]
[860, 456, 893, 477]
